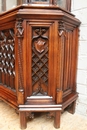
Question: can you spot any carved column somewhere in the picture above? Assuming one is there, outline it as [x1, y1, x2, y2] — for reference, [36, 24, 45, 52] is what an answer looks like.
[56, 21, 66, 104]
[16, 18, 24, 104]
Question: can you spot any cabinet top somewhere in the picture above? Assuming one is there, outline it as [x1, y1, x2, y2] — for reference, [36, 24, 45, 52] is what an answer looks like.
[0, 5, 80, 26]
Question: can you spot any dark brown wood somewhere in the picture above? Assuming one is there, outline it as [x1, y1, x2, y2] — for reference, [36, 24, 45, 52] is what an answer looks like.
[67, 101, 76, 114]
[17, 0, 23, 5]
[20, 111, 27, 129]
[0, 4, 80, 129]
[54, 111, 61, 128]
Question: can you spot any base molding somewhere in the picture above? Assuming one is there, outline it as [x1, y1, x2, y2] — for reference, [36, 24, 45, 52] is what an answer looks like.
[19, 92, 78, 129]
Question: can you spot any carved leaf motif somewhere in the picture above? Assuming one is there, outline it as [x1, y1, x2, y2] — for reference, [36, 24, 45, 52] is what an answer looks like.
[17, 28, 24, 37]
[58, 21, 66, 36]
[16, 18, 24, 38]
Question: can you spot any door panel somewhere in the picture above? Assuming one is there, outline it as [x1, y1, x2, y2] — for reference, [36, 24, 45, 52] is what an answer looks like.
[26, 21, 55, 99]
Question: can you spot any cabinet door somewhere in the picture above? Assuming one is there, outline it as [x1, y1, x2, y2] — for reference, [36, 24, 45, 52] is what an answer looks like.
[26, 21, 56, 99]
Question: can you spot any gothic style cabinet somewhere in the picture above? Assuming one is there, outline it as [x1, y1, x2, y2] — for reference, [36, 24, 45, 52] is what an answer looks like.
[0, 1, 80, 129]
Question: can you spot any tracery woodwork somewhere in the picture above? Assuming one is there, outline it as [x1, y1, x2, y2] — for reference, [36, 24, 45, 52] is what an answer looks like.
[32, 27, 49, 95]
[0, 29, 15, 90]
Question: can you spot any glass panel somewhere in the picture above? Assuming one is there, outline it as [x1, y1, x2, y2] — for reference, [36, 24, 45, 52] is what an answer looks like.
[0, 0, 71, 13]
[57, 0, 66, 9]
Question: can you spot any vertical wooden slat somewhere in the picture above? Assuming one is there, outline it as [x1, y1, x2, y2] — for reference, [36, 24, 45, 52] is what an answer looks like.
[68, 31, 72, 89]
[26, 23, 32, 97]
[65, 32, 68, 91]
[2, 72, 5, 85]
[63, 31, 68, 91]
[53, 21, 58, 100]
[66, 32, 70, 89]
[67, 31, 71, 90]
[57, 22, 65, 91]
[9, 76, 14, 89]
[70, 29, 76, 90]
[6, 73, 9, 87]
[73, 28, 79, 91]
[49, 22, 55, 99]
[0, 72, 1, 83]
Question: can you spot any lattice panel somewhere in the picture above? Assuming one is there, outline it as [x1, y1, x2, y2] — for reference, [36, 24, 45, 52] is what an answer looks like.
[32, 27, 49, 95]
[0, 29, 15, 90]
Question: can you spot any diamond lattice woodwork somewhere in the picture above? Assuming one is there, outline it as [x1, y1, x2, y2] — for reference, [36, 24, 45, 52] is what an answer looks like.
[0, 29, 15, 90]
[32, 27, 49, 95]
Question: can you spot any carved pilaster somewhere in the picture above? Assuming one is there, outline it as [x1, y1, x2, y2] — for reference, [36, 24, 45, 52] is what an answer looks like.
[56, 89, 63, 104]
[57, 21, 66, 92]
[16, 18, 24, 92]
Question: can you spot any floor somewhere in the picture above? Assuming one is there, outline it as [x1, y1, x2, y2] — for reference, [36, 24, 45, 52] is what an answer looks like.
[0, 100, 87, 130]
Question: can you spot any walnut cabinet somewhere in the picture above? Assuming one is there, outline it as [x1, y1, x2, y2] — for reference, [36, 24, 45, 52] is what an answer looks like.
[0, 4, 80, 129]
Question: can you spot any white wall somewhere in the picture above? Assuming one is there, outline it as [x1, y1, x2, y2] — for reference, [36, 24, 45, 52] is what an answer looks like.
[0, 0, 17, 12]
[6, 0, 17, 11]
[71, 0, 87, 116]
[0, 0, 2, 12]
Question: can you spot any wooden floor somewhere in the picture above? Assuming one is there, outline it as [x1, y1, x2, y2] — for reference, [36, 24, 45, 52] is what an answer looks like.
[0, 100, 87, 130]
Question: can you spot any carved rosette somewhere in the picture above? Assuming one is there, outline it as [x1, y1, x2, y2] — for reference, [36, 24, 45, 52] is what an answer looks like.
[16, 18, 24, 92]
[32, 27, 49, 96]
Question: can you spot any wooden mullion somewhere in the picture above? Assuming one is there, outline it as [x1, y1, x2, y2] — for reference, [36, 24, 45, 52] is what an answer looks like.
[17, 0, 23, 5]
[66, 0, 71, 11]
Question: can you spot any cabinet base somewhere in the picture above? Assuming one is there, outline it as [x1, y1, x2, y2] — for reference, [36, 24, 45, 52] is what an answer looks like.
[19, 92, 78, 129]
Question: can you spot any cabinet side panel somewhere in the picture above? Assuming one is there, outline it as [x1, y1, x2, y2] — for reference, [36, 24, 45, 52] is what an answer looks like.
[63, 30, 73, 92]
[0, 28, 16, 91]
[62, 27, 79, 93]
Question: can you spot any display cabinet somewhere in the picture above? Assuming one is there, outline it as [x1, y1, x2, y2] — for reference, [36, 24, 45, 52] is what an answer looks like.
[0, 0, 80, 129]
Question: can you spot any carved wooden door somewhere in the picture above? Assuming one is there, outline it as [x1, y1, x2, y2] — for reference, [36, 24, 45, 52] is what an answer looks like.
[25, 21, 56, 100]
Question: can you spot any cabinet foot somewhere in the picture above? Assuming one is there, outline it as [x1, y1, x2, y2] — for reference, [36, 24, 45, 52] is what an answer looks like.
[67, 101, 76, 114]
[20, 111, 27, 129]
[54, 111, 61, 128]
